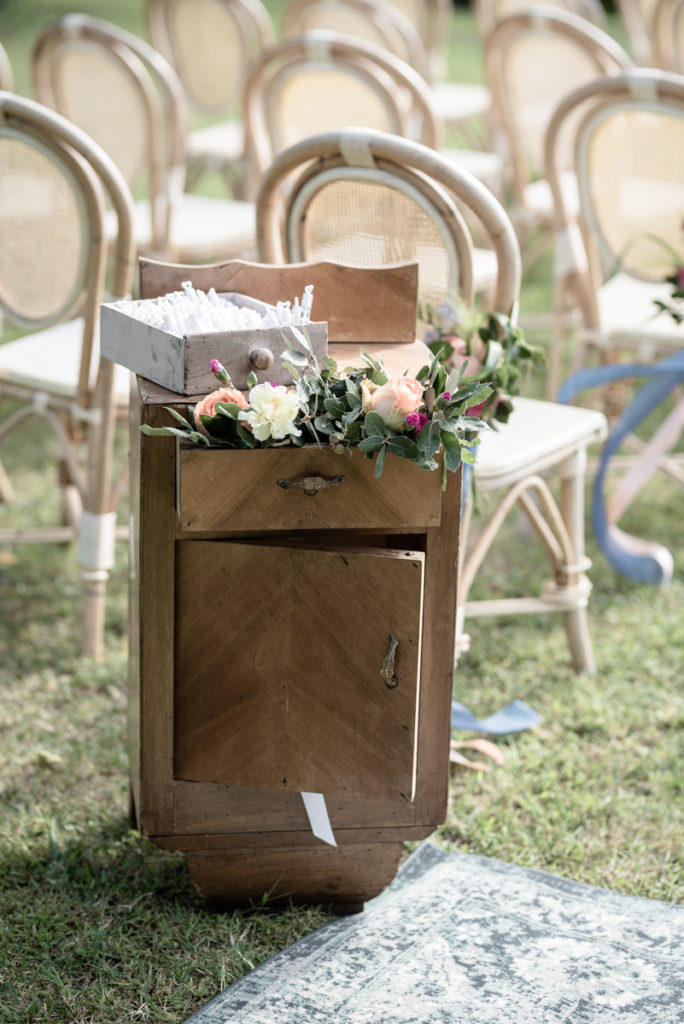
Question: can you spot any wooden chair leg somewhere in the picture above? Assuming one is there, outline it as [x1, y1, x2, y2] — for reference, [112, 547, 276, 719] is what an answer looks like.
[559, 447, 595, 674]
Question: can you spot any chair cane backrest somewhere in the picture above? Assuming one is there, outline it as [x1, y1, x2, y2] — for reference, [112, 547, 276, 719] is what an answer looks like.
[147, 0, 274, 118]
[0, 92, 134, 406]
[484, 7, 632, 203]
[0, 42, 13, 92]
[33, 14, 187, 255]
[474, 0, 608, 37]
[615, 0, 659, 64]
[652, 0, 684, 70]
[282, 0, 429, 79]
[244, 32, 441, 184]
[256, 128, 521, 317]
[382, 0, 451, 81]
[545, 69, 684, 330]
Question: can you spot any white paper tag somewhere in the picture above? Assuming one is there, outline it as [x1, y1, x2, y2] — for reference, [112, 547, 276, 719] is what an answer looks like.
[300, 792, 337, 847]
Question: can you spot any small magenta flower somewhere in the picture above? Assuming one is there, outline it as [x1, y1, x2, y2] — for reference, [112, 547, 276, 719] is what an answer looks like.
[406, 412, 428, 432]
[440, 391, 451, 402]
[676, 265, 684, 288]
[209, 359, 232, 385]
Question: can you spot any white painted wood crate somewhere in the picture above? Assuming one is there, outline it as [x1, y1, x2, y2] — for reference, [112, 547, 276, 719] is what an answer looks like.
[101, 292, 328, 395]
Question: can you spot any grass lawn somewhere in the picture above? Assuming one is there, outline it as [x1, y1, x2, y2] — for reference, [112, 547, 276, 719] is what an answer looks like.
[1, 2, 682, 1022]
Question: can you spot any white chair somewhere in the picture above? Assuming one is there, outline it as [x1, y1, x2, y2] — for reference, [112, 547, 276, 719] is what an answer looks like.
[483, 6, 632, 270]
[652, 0, 684, 71]
[0, 91, 136, 659]
[545, 68, 684, 395]
[146, 0, 275, 196]
[615, 0, 660, 64]
[33, 13, 256, 263]
[243, 31, 503, 294]
[256, 127, 607, 671]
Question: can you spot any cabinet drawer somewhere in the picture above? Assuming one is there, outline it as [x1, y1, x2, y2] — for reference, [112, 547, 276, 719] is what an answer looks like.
[177, 444, 442, 532]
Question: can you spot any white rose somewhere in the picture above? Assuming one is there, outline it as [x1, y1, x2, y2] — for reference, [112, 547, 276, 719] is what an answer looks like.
[239, 383, 302, 442]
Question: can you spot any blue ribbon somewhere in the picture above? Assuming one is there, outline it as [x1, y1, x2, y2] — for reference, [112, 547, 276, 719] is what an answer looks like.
[558, 348, 684, 584]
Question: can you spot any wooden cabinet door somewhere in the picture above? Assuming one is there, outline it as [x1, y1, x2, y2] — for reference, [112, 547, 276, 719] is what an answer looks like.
[174, 540, 425, 802]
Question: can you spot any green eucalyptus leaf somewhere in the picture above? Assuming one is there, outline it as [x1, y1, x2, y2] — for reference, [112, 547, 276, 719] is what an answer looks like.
[324, 397, 346, 417]
[440, 429, 463, 472]
[362, 410, 388, 437]
[313, 415, 334, 434]
[386, 435, 420, 460]
[374, 443, 387, 478]
[358, 435, 384, 453]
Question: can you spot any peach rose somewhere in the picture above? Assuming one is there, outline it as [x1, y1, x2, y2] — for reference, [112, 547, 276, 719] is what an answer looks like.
[368, 376, 424, 431]
[194, 386, 249, 429]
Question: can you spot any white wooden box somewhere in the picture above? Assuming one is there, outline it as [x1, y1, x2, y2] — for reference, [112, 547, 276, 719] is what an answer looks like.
[101, 291, 328, 395]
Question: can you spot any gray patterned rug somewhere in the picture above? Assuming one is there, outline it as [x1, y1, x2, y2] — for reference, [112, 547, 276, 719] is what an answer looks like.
[184, 842, 683, 1024]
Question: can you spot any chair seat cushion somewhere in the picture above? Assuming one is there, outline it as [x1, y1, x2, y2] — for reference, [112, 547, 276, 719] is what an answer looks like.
[430, 81, 491, 124]
[474, 396, 607, 487]
[440, 147, 503, 195]
[187, 119, 244, 161]
[523, 171, 579, 221]
[598, 274, 684, 348]
[0, 317, 131, 403]
[106, 194, 256, 260]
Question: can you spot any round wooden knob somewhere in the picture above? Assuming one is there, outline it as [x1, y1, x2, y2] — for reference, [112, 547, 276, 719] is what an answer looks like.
[249, 347, 274, 370]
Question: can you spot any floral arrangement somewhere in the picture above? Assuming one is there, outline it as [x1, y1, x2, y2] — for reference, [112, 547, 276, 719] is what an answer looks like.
[140, 327, 499, 488]
[421, 299, 545, 425]
[140, 304, 542, 488]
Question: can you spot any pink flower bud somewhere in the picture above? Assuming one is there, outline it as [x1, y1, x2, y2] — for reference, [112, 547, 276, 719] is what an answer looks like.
[209, 359, 223, 374]
[440, 392, 451, 402]
[406, 412, 428, 431]
[676, 265, 684, 288]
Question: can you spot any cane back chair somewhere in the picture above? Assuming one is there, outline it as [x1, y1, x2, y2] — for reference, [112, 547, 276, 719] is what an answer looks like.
[243, 31, 502, 293]
[146, 0, 275, 195]
[615, 0, 660, 64]
[652, 0, 684, 71]
[474, 0, 608, 37]
[484, 6, 632, 269]
[282, 0, 429, 78]
[33, 13, 255, 263]
[0, 91, 136, 659]
[545, 70, 684, 580]
[257, 127, 607, 671]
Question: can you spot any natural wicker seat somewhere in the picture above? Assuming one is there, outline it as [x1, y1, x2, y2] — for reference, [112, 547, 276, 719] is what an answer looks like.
[244, 31, 502, 293]
[146, 0, 275, 196]
[0, 91, 136, 660]
[32, 13, 256, 263]
[257, 127, 607, 671]
[483, 6, 632, 269]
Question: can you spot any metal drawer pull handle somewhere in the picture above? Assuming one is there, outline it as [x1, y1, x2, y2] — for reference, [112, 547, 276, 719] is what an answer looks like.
[277, 475, 345, 497]
[381, 634, 399, 689]
[249, 347, 274, 370]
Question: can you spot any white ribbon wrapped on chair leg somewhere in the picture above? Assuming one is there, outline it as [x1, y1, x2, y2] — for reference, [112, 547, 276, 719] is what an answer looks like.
[77, 510, 117, 580]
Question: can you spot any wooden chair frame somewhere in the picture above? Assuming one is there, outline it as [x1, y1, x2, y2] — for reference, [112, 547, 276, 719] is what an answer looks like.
[256, 127, 606, 672]
[0, 91, 135, 659]
[0, 41, 13, 92]
[282, 0, 429, 78]
[146, 0, 275, 193]
[33, 13, 255, 263]
[483, 6, 631, 267]
[545, 69, 684, 390]
[652, 0, 684, 71]
[243, 31, 442, 190]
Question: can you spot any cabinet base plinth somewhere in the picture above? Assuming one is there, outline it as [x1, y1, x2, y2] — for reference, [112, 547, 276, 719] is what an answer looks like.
[185, 841, 404, 910]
